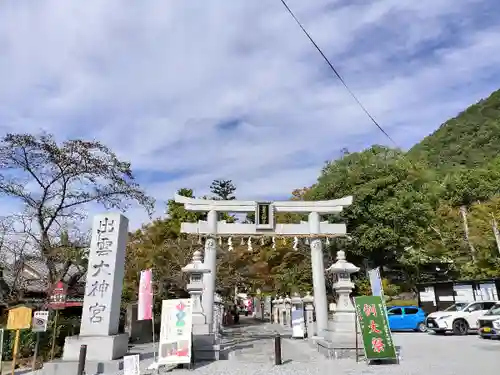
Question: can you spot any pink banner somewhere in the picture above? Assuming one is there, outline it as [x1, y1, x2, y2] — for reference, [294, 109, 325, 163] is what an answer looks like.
[138, 269, 153, 320]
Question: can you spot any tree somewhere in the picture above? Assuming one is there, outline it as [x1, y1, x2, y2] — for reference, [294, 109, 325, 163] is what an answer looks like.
[308, 146, 442, 269]
[165, 188, 205, 237]
[210, 179, 236, 200]
[0, 133, 154, 285]
[124, 222, 194, 308]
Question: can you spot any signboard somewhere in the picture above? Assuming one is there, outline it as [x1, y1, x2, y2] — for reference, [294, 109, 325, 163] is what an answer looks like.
[354, 296, 397, 361]
[123, 354, 140, 375]
[255, 202, 274, 230]
[32, 311, 49, 332]
[291, 307, 305, 338]
[158, 299, 193, 365]
[7, 306, 33, 330]
[48, 281, 67, 310]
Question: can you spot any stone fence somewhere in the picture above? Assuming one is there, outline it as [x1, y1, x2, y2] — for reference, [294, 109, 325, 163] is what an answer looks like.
[252, 292, 319, 337]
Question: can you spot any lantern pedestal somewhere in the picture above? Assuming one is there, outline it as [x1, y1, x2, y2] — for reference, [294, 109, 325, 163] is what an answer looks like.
[182, 250, 221, 361]
[315, 250, 362, 359]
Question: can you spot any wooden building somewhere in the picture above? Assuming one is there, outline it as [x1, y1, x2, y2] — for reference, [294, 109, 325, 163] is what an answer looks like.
[417, 278, 500, 313]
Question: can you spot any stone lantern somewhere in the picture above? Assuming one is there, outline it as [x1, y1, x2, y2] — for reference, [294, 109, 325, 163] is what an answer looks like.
[325, 250, 360, 342]
[277, 296, 284, 324]
[284, 295, 292, 326]
[255, 288, 264, 320]
[272, 296, 278, 323]
[182, 250, 212, 334]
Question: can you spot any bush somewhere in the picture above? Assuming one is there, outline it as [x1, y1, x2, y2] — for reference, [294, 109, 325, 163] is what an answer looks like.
[1, 313, 81, 362]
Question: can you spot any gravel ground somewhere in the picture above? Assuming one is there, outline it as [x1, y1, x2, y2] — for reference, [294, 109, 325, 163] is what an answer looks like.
[151, 331, 500, 375]
[144, 321, 500, 375]
[30, 319, 500, 374]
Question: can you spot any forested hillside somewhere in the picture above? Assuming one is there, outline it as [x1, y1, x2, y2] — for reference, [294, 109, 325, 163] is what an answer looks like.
[303, 88, 500, 287]
[409, 89, 500, 170]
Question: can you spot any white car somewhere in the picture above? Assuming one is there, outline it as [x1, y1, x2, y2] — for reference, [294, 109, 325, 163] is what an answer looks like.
[477, 302, 500, 339]
[425, 301, 498, 335]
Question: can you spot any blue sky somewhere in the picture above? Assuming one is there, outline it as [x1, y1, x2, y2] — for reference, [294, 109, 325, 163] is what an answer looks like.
[1, 0, 500, 229]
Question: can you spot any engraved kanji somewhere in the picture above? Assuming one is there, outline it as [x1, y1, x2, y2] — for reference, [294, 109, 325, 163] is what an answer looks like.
[96, 233, 113, 256]
[92, 260, 111, 277]
[87, 280, 110, 298]
[98, 218, 115, 233]
[89, 302, 106, 323]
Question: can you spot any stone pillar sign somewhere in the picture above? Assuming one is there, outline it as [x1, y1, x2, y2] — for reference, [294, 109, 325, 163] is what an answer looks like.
[63, 213, 130, 362]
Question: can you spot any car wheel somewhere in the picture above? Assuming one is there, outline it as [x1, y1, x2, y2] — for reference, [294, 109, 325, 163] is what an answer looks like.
[452, 319, 469, 336]
[416, 322, 427, 332]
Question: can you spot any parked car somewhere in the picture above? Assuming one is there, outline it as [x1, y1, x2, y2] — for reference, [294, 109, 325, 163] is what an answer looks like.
[238, 305, 249, 316]
[426, 300, 497, 335]
[477, 302, 500, 339]
[387, 306, 427, 332]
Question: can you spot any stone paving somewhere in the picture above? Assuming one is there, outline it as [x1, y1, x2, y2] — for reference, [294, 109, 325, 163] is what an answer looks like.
[27, 317, 500, 374]
[142, 319, 500, 375]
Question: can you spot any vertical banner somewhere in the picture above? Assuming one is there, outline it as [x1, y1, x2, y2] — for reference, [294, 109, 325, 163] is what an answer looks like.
[368, 267, 383, 298]
[354, 296, 397, 361]
[138, 269, 153, 321]
[158, 299, 193, 365]
[291, 306, 305, 338]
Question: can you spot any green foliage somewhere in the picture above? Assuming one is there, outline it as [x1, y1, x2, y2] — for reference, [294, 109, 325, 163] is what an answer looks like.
[210, 179, 236, 200]
[409, 89, 500, 170]
[354, 277, 371, 296]
[308, 146, 441, 268]
[0, 313, 79, 362]
[382, 279, 400, 297]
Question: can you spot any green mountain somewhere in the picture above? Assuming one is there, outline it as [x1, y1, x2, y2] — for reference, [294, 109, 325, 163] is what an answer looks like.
[409, 89, 500, 170]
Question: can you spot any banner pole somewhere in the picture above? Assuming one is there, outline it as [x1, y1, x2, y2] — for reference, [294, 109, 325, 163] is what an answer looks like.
[152, 306, 157, 362]
[50, 310, 59, 360]
[31, 331, 40, 371]
[11, 329, 20, 375]
[0, 328, 4, 375]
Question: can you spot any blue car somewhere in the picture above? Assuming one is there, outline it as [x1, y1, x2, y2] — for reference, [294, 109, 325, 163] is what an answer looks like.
[387, 306, 427, 332]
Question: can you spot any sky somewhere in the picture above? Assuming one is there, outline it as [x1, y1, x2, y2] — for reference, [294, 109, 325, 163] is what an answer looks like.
[1, 0, 500, 230]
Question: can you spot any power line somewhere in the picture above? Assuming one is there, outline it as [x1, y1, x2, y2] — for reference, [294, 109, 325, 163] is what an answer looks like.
[279, 0, 398, 147]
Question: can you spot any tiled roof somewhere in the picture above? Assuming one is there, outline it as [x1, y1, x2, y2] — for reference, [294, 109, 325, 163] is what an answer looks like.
[1, 257, 85, 294]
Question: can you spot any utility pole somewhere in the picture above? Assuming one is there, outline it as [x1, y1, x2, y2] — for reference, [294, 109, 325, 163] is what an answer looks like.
[460, 206, 476, 262]
[491, 213, 500, 256]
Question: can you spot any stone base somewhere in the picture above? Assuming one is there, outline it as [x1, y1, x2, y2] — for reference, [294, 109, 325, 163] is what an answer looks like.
[35, 358, 124, 375]
[192, 333, 221, 361]
[315, 337, 364, 360]
[62, 333, 129, 361]
[327, 311, 357, 335]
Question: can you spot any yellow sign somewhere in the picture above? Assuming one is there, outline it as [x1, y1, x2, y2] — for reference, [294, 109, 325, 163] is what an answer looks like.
[7, 306, 33, 330]
[483, 327, 491, 333]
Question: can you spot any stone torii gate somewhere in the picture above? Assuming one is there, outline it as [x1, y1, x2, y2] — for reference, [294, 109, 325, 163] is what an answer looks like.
[174, 194, 353, 337]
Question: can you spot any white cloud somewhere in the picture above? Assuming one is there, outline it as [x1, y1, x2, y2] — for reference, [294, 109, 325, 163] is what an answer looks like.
[1, 0, 500, 229]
